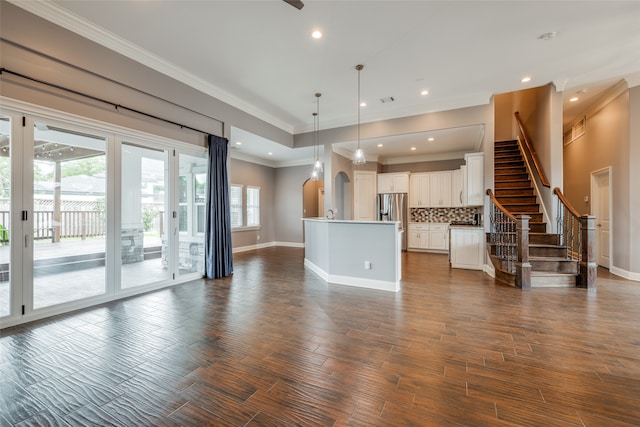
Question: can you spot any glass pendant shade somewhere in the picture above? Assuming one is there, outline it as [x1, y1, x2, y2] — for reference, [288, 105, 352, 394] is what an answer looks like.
[313, 158, 323, 171]
[353, 148, 366, 165]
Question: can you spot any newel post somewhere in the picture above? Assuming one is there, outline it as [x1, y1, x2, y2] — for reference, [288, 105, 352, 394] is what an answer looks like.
[515, 215, 531, 290]
[577, 215, 597, 289]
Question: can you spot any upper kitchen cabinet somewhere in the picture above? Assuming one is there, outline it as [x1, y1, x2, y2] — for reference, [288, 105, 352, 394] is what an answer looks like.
[463, 153, 484, 206]
[354, 171, 377, 221]
[409, 173, 430, 207]
[429, 171, 452, 207]
[451, 168, 463, 207]
[377, 172, 409, 194]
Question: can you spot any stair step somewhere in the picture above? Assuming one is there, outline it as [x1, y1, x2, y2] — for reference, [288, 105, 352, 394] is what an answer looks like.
[494, 148, 520, 156]
[495, 160, 525, 168]
[530, 244, 568, 257]
[530, 233, 560, 245]
[495, 167, 527, 175]
[495, 180, 532, 188]
[496, 173, 529, 182]
[494, 140, 518, 147]
[531, 272, 576, 288]
[495, 187, 534, 196]
[501, 203, 540, 213]
[530, 257, 578, 273]
[530, 222, 547, 233]
[495, 195, 537, 204]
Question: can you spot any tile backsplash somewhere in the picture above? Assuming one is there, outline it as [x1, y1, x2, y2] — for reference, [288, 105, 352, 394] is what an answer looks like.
[410, 207, 479, 223]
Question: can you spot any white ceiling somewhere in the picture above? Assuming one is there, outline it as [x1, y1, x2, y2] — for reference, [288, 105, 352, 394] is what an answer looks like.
[13, 0, 640, 164]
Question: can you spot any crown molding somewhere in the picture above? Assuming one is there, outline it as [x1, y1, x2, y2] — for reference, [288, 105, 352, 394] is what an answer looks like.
[8, 0, 295, 134]
[380, 151, 467, 165]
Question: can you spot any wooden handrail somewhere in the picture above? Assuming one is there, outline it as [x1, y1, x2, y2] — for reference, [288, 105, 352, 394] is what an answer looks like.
[553, 187, 581, 218]
[514, 112, 551, 188]
[486, 189, 517, 221]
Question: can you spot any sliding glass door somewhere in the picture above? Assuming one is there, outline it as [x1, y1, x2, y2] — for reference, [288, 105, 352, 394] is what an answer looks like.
[120, 143, 171, 289]
[32, 122, 108, 309]
[0, 116, 12, 318]
[0, 104, 207, 328]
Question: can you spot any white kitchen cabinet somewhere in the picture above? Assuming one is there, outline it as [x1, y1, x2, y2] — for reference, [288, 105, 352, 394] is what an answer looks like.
[449, 227, 484, 270]
[408, 223, 449, 251]
[429, 171, 452, 207]
[353, 171, 377, 221]
[407, 224, 429, 249]
[464, 153, 484, 206]
[377, 172, 409, 194]
[451, 168, 463, 207]
[429, 223, 449, 250]
[409, 173, 430, 207]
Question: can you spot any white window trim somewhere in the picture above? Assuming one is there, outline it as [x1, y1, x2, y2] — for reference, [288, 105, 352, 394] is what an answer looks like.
[230, 183, 244, 229]
[246, 185, 260, 227]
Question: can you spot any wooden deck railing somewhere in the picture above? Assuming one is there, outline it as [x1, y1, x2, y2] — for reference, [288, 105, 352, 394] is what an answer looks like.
[0, 210, 106, 244]
[487, 189, 531, 289]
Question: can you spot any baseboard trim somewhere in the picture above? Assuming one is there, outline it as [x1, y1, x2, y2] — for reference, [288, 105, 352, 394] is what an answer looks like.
[304, 259, 400, 292]
[484, 263, 496, 278]
[610, 266, 640, 282]
[232, 241, 303, 254]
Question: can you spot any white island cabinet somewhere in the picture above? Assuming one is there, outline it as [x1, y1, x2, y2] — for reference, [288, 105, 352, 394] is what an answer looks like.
[449, 226, 484, 270]
[303, 218, 402, 292]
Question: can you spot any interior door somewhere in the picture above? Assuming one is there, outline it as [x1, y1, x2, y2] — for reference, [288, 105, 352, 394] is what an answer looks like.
[592, 168, 611, 268]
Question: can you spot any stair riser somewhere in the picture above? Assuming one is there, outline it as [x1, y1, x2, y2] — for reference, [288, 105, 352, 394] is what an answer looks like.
[496, 174, 529, 182]
[495, 181, 531, 189]
[494, 140, 518, 147]
[495, 159, 525, 167]
[495, 188, 534, 196]
[502, 205, 540, 213]
[495, 167, 527, 175]
[530, 223, 547, 233]
[530, 260, 578, 273]
[530, 234, 560, 245]
[530, 247, 568, 257]
[495, 196, 537, 204]
[531, 276, 575, 287]
[514, 213, 543, 222]
[494, 151, 521, 158]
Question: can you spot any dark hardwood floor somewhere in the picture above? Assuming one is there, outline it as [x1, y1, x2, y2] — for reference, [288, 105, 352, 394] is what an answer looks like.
[1, 247, 640, 426]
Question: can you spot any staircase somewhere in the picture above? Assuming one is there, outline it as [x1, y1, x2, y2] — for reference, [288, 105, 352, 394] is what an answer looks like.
[490, 139, 578, 287]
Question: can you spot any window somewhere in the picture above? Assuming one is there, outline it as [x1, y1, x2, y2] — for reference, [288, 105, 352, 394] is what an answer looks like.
[230, 184, 243, 228]
[247, 186, 260, 227]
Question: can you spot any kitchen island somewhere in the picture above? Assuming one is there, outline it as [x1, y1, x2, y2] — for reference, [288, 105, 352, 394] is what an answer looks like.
[302, 218, 402, 292]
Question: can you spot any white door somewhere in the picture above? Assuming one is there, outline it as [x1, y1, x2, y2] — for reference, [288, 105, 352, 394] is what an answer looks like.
[591, 168, 611, 268]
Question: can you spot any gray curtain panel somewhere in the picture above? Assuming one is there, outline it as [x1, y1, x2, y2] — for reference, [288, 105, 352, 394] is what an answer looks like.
[205, 134, 234, 278]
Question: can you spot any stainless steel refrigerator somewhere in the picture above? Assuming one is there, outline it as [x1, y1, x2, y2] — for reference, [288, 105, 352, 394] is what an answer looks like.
[377, 193, 408, 251]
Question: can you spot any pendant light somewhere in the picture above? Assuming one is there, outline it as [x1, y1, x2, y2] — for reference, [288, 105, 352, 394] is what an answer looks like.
[310, 110, 320, 180]
[312, 92, 323, 175]
[352, 64, 366, 165]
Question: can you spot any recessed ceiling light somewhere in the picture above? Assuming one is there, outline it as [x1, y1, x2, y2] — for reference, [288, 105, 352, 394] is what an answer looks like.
[428, 137, 434, 141]
[538, 31, 557, 40]
[420, 90, 429, 96]
[311, 30, 322, 39]
[235, 141, 242, 145]
[377, 144, 383, 147]
[360, 102, 367, 107]
[569, 97, 579, 102]
[411, 147, 416, 151]
[267, 152, 273, 156]
[521, 76, 532, 83]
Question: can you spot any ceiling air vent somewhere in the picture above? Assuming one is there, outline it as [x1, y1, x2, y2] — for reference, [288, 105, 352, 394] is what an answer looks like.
[380, 96, 395, 104]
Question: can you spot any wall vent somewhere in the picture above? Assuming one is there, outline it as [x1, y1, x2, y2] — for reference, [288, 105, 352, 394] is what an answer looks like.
[564, 116, 586, 146]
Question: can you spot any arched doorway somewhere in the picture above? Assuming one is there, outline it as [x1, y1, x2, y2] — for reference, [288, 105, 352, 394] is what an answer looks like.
[334, 171, 351, 220]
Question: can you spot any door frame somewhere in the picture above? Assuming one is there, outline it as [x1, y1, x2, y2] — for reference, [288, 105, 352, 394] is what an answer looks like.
[590, 166, 613, 269]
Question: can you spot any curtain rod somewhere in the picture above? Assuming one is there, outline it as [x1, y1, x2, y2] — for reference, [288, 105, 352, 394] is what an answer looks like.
[0, 67, 223, 138]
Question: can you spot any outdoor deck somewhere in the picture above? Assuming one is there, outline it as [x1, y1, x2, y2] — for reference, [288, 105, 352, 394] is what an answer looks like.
[0, 237, 175, 317]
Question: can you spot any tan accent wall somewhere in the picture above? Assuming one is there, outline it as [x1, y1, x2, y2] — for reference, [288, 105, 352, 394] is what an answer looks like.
[627, 86, 640, 272]
[228, 159, 276, 248]
[563, 90, 631, 271]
